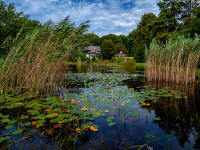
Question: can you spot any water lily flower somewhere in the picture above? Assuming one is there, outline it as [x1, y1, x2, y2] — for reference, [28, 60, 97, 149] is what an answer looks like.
[16, 102, 23, 105]
[141, 103, 151, 106]
[75, 128, 81, 133]
[45, 109, 51, 112]
[47, 130, 52, 135]
[72, 99, 76, 104]
[89, 126, 98, 132]
[81, 106, 88, 111]
[53, 124, 62, 128]
[32, 121, 37, 125]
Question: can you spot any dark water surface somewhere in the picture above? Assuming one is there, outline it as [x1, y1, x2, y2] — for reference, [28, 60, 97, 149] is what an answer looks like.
[1, 64, 200, 150]
[67, 64, 200, 150]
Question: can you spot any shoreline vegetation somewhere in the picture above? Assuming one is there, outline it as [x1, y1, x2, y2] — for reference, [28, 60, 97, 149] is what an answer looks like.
[0, 18, 89, 95]
[146, 36, 200, 84]
[0, 0, 200, 149]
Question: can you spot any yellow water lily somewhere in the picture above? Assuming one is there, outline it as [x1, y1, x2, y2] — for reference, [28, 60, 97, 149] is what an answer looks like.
[75, 128, 81, 133]
[32, 121, 37, 125]
[16, 102, 23, 105]
[45, 109, 51, 112]
[72, 99, 76, 104]
[81, 106, 88, 111]
[141, 102, 151, 106]
[89, 126, 98, 132]
[46, 113, 58, 118]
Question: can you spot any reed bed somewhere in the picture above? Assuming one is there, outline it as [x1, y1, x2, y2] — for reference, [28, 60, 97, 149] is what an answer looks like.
[0, 19, 88, 95]
[145, 36, 200, 84]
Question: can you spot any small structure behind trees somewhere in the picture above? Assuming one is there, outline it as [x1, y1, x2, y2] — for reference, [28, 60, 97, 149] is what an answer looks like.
[115, 51, 127, 58]
[84, 46, 101, 60]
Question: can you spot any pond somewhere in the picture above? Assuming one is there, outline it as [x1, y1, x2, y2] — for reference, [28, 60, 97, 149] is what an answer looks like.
[0, 64, 200, 150]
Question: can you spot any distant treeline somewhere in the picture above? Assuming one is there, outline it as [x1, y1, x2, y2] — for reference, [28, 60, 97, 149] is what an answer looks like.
[85, 0, 200, 62]
[0, 0, 200, 62]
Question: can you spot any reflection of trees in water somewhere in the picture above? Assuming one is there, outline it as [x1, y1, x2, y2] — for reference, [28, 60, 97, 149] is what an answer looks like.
[145, 81, 200, 148]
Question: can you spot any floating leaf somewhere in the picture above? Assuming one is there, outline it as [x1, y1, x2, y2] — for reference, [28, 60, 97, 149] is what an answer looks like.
[108, 122, 116, 126]
[5, 125, 14, 130]
[24, 122, 31, 127]
[8, 120, 16, 125]
[154, 117, 161, 121]
[20, 115, 29, 120]
[12, 129, 23, 135]
[46, 113, 58, 118]
[0, 136, 11, 143]
[1, 118, 10, 123]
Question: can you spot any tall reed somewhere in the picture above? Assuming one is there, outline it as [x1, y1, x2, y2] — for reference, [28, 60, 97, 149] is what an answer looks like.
[145, 35, 200, 84]
[0, 18, 89, 95]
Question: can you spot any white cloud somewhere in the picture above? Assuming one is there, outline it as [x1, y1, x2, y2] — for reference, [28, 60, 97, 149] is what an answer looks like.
[6, 0, 161, 36]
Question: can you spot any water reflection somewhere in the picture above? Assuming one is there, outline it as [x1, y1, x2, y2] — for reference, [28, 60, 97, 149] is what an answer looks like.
[68, 64, 200, 150]
[142, 82, 200, 149]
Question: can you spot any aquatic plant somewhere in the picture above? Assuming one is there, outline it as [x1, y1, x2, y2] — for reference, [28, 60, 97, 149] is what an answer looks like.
[0, 18, 89, 95]
[145, 35, 200, 84]
[0, 72, 188, 149]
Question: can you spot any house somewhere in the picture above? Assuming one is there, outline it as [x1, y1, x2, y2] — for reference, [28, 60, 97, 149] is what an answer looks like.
[84, 46, 101, 60]
[115, 51, 127, 58]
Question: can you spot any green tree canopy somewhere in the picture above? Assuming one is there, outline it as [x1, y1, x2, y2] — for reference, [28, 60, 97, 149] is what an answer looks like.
[99, 34, 121, 46]
[101, 40, 115, 60]
[0, 1, 41, 55]
[128, 13, 157, 62]
[84, 33, 100, 46]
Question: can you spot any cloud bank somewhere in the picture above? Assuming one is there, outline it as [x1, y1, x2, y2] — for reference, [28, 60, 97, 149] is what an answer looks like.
[6, 0, 161, 36]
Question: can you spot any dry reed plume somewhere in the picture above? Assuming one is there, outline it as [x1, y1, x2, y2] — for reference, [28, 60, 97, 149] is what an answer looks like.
[145, 35, 200, 84]
[0, 18, 88, 95]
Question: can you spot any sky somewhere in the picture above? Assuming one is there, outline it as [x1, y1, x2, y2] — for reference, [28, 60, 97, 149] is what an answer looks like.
[5, 0, 161, 36]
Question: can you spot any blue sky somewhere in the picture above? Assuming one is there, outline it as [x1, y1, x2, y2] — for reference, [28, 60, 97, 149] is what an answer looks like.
[5, 0, 161, 36]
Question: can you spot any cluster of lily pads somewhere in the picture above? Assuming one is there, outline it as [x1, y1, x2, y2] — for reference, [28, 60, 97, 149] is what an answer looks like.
[134, 86, 187, 104]
[0, 73, 187, 148]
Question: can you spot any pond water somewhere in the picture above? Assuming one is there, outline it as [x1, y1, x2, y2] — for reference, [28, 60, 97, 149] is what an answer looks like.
[1, 64, 200, 150]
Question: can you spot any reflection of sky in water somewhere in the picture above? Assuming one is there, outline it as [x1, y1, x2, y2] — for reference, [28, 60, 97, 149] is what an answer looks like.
[6, 64, 200, 150]
[65, 68, 200, 150]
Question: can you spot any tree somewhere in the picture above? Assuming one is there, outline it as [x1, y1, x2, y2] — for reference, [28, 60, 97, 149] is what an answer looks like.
[101, 40, 115, 60]
[84, 33, 100, 46]
[0, 1, 40, 55]
[99, 34, 121, 46]
[128, 13, 157, 62]
[182, 1, 200, 36]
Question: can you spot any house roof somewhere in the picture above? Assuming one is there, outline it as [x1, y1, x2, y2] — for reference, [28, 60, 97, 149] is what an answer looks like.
[84, 46, 101, 54]
[115, 51, 127, 57]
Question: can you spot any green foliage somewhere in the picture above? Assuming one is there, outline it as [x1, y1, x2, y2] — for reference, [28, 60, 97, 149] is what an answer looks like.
[114, 44, 127, 54]
[128, 13, 157, 62]
[101, 40, 115, 60]
[146, 35, 200, 83]
[84, 33, 100, 46]
[0, 17, 89, 94]
[0, 1, 41, 55]
[99, 34, 121, 46]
